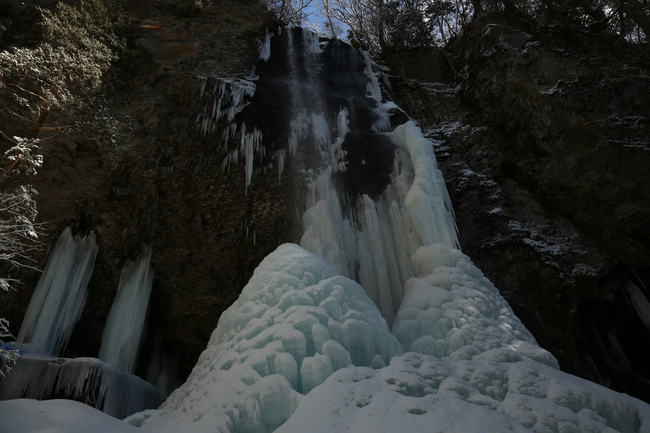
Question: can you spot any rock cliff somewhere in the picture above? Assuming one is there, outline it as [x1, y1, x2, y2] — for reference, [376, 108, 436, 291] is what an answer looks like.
[388, 12, 650, 402]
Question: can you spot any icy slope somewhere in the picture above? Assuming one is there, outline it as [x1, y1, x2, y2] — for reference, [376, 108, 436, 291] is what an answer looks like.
[278, 245, 650, 433]
[393, 243, 558, 367]
[127, 243, 403, 433]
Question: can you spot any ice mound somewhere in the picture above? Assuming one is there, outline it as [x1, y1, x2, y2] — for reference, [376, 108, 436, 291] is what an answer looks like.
[393, 243, 559, 367]
[276, 351, 650, 433]
[129, 244, 403, 433]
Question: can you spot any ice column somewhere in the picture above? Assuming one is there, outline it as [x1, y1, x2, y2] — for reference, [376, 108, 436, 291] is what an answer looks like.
[17, 227, 98, 356]
[301, 122, 459, 326]
[99, 247, 154, 374]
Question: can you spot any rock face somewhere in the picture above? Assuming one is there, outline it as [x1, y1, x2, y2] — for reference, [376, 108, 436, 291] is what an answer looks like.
[388, 12, 650, 402]
[0, 0, 285, 382]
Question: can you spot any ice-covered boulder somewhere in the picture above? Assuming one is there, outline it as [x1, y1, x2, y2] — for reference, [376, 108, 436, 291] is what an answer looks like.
[0, 349, 164, 419]
[392, 243, 559, 367]
[128, 244, 403, 433]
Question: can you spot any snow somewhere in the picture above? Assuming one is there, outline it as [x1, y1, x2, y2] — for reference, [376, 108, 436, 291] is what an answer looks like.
[17, 227, 98, 356]
[99, 247, 155, 374]
[276, 349, 650, 433]
[0, 399, 142, 433]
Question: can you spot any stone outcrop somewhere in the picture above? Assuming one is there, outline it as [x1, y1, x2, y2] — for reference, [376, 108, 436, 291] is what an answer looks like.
[388, 12, 650, 402]
[0, 0, 285, 381]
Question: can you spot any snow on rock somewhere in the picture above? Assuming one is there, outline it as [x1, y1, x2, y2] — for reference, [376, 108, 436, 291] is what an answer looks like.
[128, 244, 403, 433]
[394, 243, 559, 368]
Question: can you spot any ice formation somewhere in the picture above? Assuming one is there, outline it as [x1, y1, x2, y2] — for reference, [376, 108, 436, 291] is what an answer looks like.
[196, 77, 256, 137]
[99, 247, 155, 374]
[0, 348, 164, 419]
[392, 243, 558, 367]
[125, 244, 402, 433]
[301, 122, 459, 326]
[3, 28, 650, 433]
[17, 227, 98, 356]
[277, 350, 650, 433]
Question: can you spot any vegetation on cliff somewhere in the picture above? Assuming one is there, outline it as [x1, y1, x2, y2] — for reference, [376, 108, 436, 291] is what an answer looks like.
[0, 0, 126, 374]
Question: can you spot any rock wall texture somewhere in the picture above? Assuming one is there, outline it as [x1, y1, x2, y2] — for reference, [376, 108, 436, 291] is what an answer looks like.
[0, 0, 288, 383]
[388, 12, 650, 402]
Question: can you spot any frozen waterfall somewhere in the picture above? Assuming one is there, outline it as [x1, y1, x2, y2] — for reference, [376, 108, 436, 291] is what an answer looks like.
[99, 247, 155, 374]
[17, 227, 98, 356]
[2, 27, 650, 433]
[300, 122, 459, 326]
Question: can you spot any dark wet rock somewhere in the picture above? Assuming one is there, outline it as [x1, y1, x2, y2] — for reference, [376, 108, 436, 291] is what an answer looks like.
[389, 12, 650, 403]
[0, 0, 277, 385]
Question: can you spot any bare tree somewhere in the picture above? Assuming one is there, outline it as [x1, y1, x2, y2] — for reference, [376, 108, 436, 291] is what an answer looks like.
[266, 0, 316, 25]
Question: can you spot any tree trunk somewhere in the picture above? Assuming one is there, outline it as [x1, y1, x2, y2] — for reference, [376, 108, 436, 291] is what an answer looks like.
[26, 106, 50, 140]
[472, 0, 482, 19]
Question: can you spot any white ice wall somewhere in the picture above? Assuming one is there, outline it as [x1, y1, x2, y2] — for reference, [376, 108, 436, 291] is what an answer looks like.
[99, 247, 155, 374]
[17, 227, 98, 356]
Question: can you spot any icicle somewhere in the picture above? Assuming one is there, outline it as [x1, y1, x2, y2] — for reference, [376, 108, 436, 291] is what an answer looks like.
[98, 247, 154, 374]
[362, 51, 391, 132]
[275, 149, 286, 185]
[259, 29, 272, 62]
[18, 227, 98, 356]
[0, 352, 163, 419]
[310, 112, 331, 151]
[622, 279, 650, 333]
